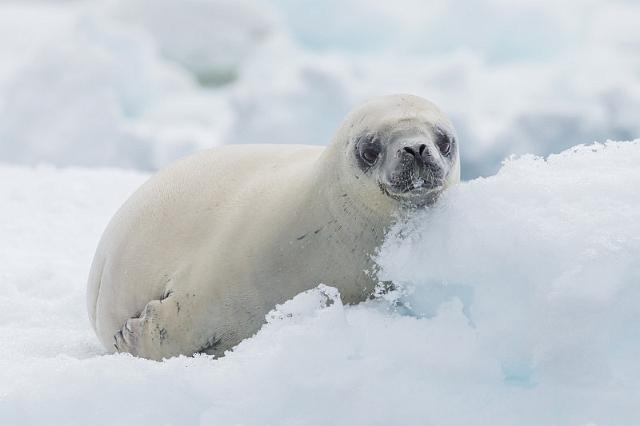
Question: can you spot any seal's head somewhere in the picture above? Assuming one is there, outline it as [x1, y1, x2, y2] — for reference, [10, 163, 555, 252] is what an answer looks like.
[332, 94, 460, 209]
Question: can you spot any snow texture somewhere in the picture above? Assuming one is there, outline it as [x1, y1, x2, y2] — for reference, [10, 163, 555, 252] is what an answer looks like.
[1, 141, 639, 425]
[0, 1, 639, 177]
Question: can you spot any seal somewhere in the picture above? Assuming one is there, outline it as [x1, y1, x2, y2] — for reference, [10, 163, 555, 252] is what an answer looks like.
[87, 94, 460, 360]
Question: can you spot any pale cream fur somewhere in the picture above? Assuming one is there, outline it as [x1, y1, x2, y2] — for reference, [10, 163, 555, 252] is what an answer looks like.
[87, 94, 459, 360]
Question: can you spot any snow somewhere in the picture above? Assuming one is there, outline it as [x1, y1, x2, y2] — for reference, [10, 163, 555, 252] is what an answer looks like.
[0, 1, 233, 170]
[1, 141, 639, 425]
[1, 0, 639, 423]
[0, 0, 639, 177]
[109, 0, 278, 81]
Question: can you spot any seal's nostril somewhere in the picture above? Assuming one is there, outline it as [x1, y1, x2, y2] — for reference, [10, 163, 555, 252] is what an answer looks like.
[403, 146, 416, 156]
[403, 144, 427, 162]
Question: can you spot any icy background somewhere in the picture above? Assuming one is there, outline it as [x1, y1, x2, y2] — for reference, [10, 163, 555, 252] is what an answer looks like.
[1, 0, 640, 425]
[0, 0, 639, 177]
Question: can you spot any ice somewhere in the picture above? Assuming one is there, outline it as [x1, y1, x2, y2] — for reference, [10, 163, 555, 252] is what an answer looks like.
[1, 141, 639, 425]
[108, 0, 279, 84]
[376, 141, 640, 407]
[0, 1, 639, 177]
[0, 2, 232, 170]
[0, 0, 639, 423]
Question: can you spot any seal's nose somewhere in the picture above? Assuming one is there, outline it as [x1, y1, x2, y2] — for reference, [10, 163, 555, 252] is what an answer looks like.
[403, 144, 427, 164]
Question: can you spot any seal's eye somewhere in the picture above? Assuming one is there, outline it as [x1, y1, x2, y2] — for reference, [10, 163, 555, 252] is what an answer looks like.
[361, 146, 380, 164]
[356, 136, 382, 168]
[435, 131, 452, 156]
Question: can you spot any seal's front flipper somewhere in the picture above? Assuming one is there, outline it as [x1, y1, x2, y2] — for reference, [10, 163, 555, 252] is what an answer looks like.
[113, 293, 203, 361]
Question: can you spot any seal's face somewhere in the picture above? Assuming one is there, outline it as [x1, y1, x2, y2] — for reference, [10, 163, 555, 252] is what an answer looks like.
[353, 123, 457, 207]
[333, 95, 460, 210]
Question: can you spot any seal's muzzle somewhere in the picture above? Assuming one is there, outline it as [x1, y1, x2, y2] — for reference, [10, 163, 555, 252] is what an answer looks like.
[384, 139, 445, 195]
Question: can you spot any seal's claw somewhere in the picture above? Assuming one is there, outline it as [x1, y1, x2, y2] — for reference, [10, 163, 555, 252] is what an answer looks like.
[113, 317, 142, 355]
[113, 329, 125, 352]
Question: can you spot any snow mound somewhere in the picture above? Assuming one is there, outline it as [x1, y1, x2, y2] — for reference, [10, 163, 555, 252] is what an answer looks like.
[378, 141, 640, 391]
[1, 141, 639, 425]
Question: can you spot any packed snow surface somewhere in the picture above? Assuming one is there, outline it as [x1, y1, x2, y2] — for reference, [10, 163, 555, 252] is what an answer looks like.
[1, 141, 639, 425]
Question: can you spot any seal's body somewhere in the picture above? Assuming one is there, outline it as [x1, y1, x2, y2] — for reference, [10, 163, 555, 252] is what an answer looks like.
[87, 94, 460, 360]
